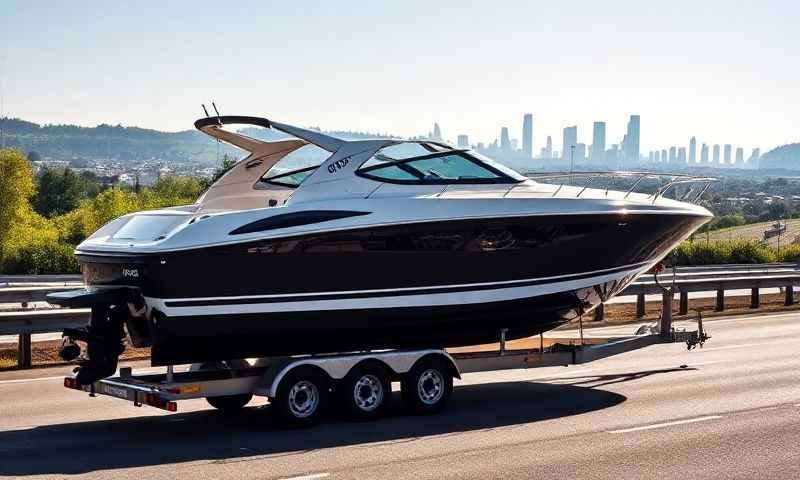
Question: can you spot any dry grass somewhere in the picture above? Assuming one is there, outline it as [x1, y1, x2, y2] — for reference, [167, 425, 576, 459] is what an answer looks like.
[705, 218, 800, 247]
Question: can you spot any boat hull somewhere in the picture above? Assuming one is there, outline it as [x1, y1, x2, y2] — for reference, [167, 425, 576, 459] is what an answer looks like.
[75, 212, 707, 365]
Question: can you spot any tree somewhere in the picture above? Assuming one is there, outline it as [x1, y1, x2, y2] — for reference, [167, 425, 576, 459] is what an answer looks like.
[0, 149, 37, 259]
[33, 167, 87, 217]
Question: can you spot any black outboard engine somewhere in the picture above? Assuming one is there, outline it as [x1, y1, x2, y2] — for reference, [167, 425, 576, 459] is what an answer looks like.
[47, 287, 140, 385]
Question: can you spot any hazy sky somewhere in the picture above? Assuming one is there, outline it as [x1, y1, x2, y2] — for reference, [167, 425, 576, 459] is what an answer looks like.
[1, 1, 798, 154]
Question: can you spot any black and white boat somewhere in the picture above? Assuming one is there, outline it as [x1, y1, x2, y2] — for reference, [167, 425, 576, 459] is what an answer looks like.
[50, 115, 713, 384]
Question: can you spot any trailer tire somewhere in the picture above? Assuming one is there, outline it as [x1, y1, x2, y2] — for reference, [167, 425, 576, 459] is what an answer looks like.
[273, 367, 329, 428]
[338, 362, 391, 420]
[207, 393, 253, 411]
[401, 356, 453, 414]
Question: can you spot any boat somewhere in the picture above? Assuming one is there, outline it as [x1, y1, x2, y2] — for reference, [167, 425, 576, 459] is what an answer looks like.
[49, 115, 714, 384]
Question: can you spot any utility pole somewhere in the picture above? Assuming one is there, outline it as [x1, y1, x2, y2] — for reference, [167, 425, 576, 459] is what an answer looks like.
[569, 145, 575, 184]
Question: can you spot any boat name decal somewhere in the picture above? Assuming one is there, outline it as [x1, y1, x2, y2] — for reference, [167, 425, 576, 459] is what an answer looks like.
[327, 157, 349, 174]
[122, 268, 140, 278]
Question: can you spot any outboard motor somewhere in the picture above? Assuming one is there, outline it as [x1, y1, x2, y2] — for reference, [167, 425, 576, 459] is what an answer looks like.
[47, 287, 141, 385]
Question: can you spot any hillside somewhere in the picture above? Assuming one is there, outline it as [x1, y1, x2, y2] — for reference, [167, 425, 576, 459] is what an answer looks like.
[705, 218, 800, 247]
[0, 117, 396, 166]
[760, 143, 800, 170]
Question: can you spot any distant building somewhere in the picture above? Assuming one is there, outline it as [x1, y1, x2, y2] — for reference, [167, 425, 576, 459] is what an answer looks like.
[713, 144, 721, 164]
[661, 149, 667, 164]
[735, 147, 744, 166]
[748, 148, 761, 168]
[575, 143, 586, 163]
[648, 151, 654, 163]
[432, 123, 442, 141]
[623, 115, 640, 165]
[511, 139, 518, 151]
[591, 121, 606, 164]
[522, 114, 533, 158]
[456, 135, 469, 148]
[701, 143, 709, 163]
[545, 136, 553, 158]
[678, 147, 687, 164]
[654, 150, 661, 163]
[723, 144, 732, 165]
[500, 127, 511, 151]
[669, 146, 677, 163]
[562, 126, 577, 161]
[689, 137, 697, 163]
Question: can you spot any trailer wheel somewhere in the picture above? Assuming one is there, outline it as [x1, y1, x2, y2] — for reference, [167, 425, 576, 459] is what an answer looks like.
[197, 361, 253, 412]
[207, 393, 253, 411]
[273, 367, 329, 428]
[339, 362, 391, 420]
[401, 356, 453, 414]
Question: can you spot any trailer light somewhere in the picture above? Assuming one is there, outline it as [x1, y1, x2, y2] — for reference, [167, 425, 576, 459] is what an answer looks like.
[166, 384, 201, 395]
[167, 401, 177, 412]
[64, 377, 78, 389]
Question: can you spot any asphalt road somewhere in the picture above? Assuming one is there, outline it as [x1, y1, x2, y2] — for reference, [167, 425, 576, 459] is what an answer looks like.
[1, 312, 799, 479]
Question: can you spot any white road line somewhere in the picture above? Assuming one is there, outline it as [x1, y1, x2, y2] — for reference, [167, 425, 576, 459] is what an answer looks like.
[608, 415, 723, 434]
[0, 375, 64, 385]
[279, 473, 330, 480]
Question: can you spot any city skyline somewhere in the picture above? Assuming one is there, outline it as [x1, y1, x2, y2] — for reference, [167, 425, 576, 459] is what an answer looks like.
[0, 1, 798, 153]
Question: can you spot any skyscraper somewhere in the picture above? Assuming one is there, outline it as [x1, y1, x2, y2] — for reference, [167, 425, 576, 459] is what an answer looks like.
[668, 146, 677, 163]
[623, 115, 640, 164]
[713, 144, 720, 164]
[575, 143, 586, 163]
[648, 151, 654, 163]
[562, 126, 577, 161]
[432, 123, 442, 141]
[678, 147, 687, 164]
[661, 149, 668, 164]
[654, 150, 660, 163]
[748, 148, 761, 168]
[457, 134, 469, 148]
[735, 147, 744, 166]
[522, 114, 533, 158]
[545, 136, 553, 158]
[591, 122, 606, 164]
[701, 143, 709, 163]
[500, 127, 511, 151]
[689, 137, 697, 164]
[724, 144, 732, 165]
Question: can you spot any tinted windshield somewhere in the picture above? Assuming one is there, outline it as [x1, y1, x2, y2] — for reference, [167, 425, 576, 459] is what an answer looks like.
[358, 148, 525, 184]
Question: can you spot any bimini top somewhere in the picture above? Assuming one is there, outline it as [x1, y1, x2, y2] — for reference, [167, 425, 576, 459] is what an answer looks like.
[193, 115, 527, 211]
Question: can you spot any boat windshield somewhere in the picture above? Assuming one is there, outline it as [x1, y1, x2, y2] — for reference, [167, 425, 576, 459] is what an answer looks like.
[260, 143, 329, 188]
[358, 145, 526, 184]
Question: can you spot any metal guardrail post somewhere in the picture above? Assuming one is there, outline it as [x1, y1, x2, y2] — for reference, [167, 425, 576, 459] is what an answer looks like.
[785, 285, 794, 306]
[636, 293, 646, 318]
[593, 303, 604, 322]
[751, 288, 760, 308]
[18, 333, 32, 368]
[660, 290, 673, 339]
[715, 289, 725, 312]
[679, 291, 688, 315]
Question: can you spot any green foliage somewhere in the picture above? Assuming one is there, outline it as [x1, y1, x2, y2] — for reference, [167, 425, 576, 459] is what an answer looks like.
[674, 239, 800, 265]
[0, 149, 37, 259]
[1, 242, 80, 274]
[33, 167, 98, 217]
[697, 214, 747, 233]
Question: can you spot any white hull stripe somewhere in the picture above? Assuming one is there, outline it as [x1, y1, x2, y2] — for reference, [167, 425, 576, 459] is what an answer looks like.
[146, 267, 642, 317]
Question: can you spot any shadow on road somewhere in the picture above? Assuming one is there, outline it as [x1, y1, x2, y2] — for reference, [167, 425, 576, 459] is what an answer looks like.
[0, 376, 638, 476]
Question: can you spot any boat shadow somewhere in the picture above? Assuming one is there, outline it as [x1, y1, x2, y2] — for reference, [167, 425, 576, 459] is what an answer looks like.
[0, 367, 691, 476]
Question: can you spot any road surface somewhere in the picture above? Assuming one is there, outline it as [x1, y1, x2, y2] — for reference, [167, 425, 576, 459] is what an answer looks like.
[1, 312, 799, 479]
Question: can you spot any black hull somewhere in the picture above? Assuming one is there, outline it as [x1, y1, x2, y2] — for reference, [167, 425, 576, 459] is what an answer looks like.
[148, 275, 634, 365]
[73, 212, 707, 365]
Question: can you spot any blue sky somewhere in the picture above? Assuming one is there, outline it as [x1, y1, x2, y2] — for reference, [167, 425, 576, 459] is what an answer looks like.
[1, 1, 798, 154]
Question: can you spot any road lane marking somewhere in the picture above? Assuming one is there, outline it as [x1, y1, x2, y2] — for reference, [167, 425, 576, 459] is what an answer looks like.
[0, 375, 64, 385]
[279, 474, 330, 480]
[608, 415, 723, 434]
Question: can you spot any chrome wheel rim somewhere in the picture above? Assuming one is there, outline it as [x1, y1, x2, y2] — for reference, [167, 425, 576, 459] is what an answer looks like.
[288, 380, 319, 418]
[417, 369, 444, 405]
[353, 374, 384, 412]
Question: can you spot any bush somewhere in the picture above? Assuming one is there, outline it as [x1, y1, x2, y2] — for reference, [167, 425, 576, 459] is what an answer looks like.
[674, 239, 800, 265]
[1, 241, 79, 274]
